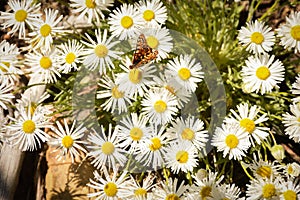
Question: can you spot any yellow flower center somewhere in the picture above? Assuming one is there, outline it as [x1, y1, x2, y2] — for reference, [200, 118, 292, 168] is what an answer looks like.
[165, 194, 180, 200]
[62, 135, 74, 148]
[178, 68, 191, 80]
[94, 44, 108, 58]
[250, 32, 264, 44]
[134, 188, 147, 196]
[290, 25, 300, 41]
[154, 100, 167, 113]
[121, 16, 133, 29]
[15, 9, 27, 22]
[65, 52, 76, 64]
[256, 66, 270, 80]
[22, 120, 36, 134]
[101, 141, 115, 155]
[225, 134, 239, 149]
[262, 183, 276, 198]
[111, 86, 124, 99]
[130, 127, 143, 141]
[200, 186, 212, 199]
[283, 190, 297, 200]
[181, 128, 195, 140]
[129, 69, 143, 84]
[146, 36, 159, 49]
[240, 118, 256, 133]
[297, 117, 300, 122]
[0, 62, 9, 72]
[176, 150, 189, 163]
[149, 137, 161, 151]
[40, 24, 52, 37]
[165, 85, 176, 96]
[256, 166, 272, 178]
[85, 0, 96, 8]
[143, 10, 155, 21]
[287, 165, 294, 175]
[104, 182, 118, 197]
[40, 56, 52, 69]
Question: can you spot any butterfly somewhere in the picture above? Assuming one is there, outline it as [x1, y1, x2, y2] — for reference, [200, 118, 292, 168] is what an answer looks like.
[129, 34, 158, 69]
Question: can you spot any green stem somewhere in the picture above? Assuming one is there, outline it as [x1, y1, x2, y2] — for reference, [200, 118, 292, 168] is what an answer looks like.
[240, 161, 254, 180]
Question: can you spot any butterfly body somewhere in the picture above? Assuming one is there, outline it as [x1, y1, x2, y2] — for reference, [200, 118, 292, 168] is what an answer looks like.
[129, 34, 158, 69]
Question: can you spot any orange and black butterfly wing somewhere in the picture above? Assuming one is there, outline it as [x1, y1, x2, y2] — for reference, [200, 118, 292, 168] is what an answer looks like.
[129, 34, 158, 69]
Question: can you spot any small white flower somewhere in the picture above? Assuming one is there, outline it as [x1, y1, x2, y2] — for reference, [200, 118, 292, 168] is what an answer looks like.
[116, 56, 157, 98]
[82, 29, 122, 74]
[153, 177, 188, 199]
[164, 140, 198, 174]
[48, 119, 87, 163]
[207, 183, 242, 200]
[141, 87, 178, 125]
[165, 54, 204, 92]
[97, 73, 132, 114]
[56, 39, 85, 73]
[282, 103, 300, 143]
[0, 0, 41, 38]
[241, 54, 285, 95]
[87, 124, 127, 171]
[291, 74, 300, 103]
[137, 0, 168, 26]
[238, 20, 275, 54]
[212, 123, 250, 160]
[226, 103, 270, 145]
[70, 0, 113, 24]
[7, 104, 51, 151]
[286, 162, 300, 177]
[87, 167, 130, 199]
[0, 81, 14, 110]
[28, 9, 65, 51]
[108, 3, 143, 40]
[277, 11, 300, 53]
[25, 49, 61, 83]
[279, 178, 300, 200]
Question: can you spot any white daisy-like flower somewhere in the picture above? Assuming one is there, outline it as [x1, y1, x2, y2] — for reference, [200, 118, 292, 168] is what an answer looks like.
[25, 49, 61, 83]
[279, 178, 300, 200]
[116, 113, 150, 154]
[87, 124, 127, 171]
[7, 104, 51, 151]
[0, 40, 23, 83]
[246, 154, 282, 180]
[246, 176, 282, 200]
[135, 124, 171, 170]
[56, 39, 85, 73]
[291, 74, 300, 103]
[153, 177, 188, 200]
[82, 29, 122, 74]
[277, 11, 300, 53]
[237, 20, 275, 54]
[212, 123, 250, 160]
[122, 173, 156, 200]
[48, 119, 87, 163]
[97, 73, 132, 114]
[164, 140, 198, 174]
[165, 54, 204, 92]
[28, 8, 64, 51]
[87, 167, 130, 200]
[241, 54, 285, 95]
[153, 73, 191, 108]
[282, 103, 300, 143]
[141, 87, 178, 125]
[108, 3, 143, 40]
[137, 0, 167, 26]
[167, 116, 208, 151]
[116, 56, 157, 98]
[0, 81, 14, 110]
[226, 103, 270, 145]
[207, 183, 242, 200]
[70, 0, 113, 24]
[286, 162, 300, 177]
[188, 170, 224, 200]
[0, 0, 41, 39]
[141, 27, 173, 60]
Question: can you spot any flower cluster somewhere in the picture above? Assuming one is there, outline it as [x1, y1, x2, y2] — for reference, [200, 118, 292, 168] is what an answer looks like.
[0, 0, 300, 199]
